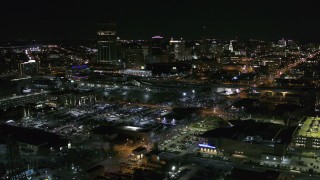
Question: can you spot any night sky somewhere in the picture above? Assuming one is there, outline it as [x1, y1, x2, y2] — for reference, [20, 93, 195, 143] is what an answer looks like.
[0, 0, 319, 41]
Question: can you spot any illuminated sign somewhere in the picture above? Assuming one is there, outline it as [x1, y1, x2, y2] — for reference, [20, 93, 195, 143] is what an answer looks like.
[198, 143, 216, 149]
[71, 65, 89, 69]
[23, 89, 32, 93]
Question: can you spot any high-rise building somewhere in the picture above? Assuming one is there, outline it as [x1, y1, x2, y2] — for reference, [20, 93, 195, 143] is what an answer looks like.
[278, 38, 287, 47]
[145, 36, 169, 64]
[97, 22, 118, 64]
[229, 41, 234, 52]
[122, 45, 145, 68]
[200, 38, 209, 55]
[19, 60, 39, 76]
[169, 38, 189, 61]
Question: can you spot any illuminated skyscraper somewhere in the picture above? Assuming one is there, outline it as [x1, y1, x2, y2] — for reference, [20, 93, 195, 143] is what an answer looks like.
[229, 41, 234, 52]
[97, 22, 118, 64]
[278, 38, 287, 47]
[169, 38, 188, 61]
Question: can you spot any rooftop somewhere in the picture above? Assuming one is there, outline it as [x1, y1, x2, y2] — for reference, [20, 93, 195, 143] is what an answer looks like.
[297, 117, 320, 138]
[201, 120, 291, 143]
[226, 168, 280, 180]
[0, 124, 68, 148]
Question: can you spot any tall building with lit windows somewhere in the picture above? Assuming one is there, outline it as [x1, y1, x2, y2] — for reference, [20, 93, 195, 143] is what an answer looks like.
[169, 38, 189, 62]
[97, 22, 118, 64]
[229, 41, 234, 52]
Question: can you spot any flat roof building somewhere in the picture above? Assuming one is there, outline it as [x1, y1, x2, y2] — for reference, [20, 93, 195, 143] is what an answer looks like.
[294, 117, 320, 149]
[201, 120, 295, 160]
[0, 124, 68, 153]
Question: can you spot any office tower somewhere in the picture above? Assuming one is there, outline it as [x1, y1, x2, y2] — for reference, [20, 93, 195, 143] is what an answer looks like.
[229, 41, 234, 52]
[122, 44, 145, 68]
[19, 60, 39, 76]
[145, 36, 169, 64]
[278, 38, 287, 47]
[287, 39, 295, 46]
[200, 38, 209, 55]
[169, 38, 187, 61]
[150, 35, 167, 56]
[97, 22, 118, 64]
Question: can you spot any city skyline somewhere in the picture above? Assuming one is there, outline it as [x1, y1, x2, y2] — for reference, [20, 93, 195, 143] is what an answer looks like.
[0, 0, 320, 42]
[1, 1, 320, 179]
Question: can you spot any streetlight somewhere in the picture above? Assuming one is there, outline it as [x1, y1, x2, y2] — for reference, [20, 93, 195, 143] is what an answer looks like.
[171, 166, 176, 171]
